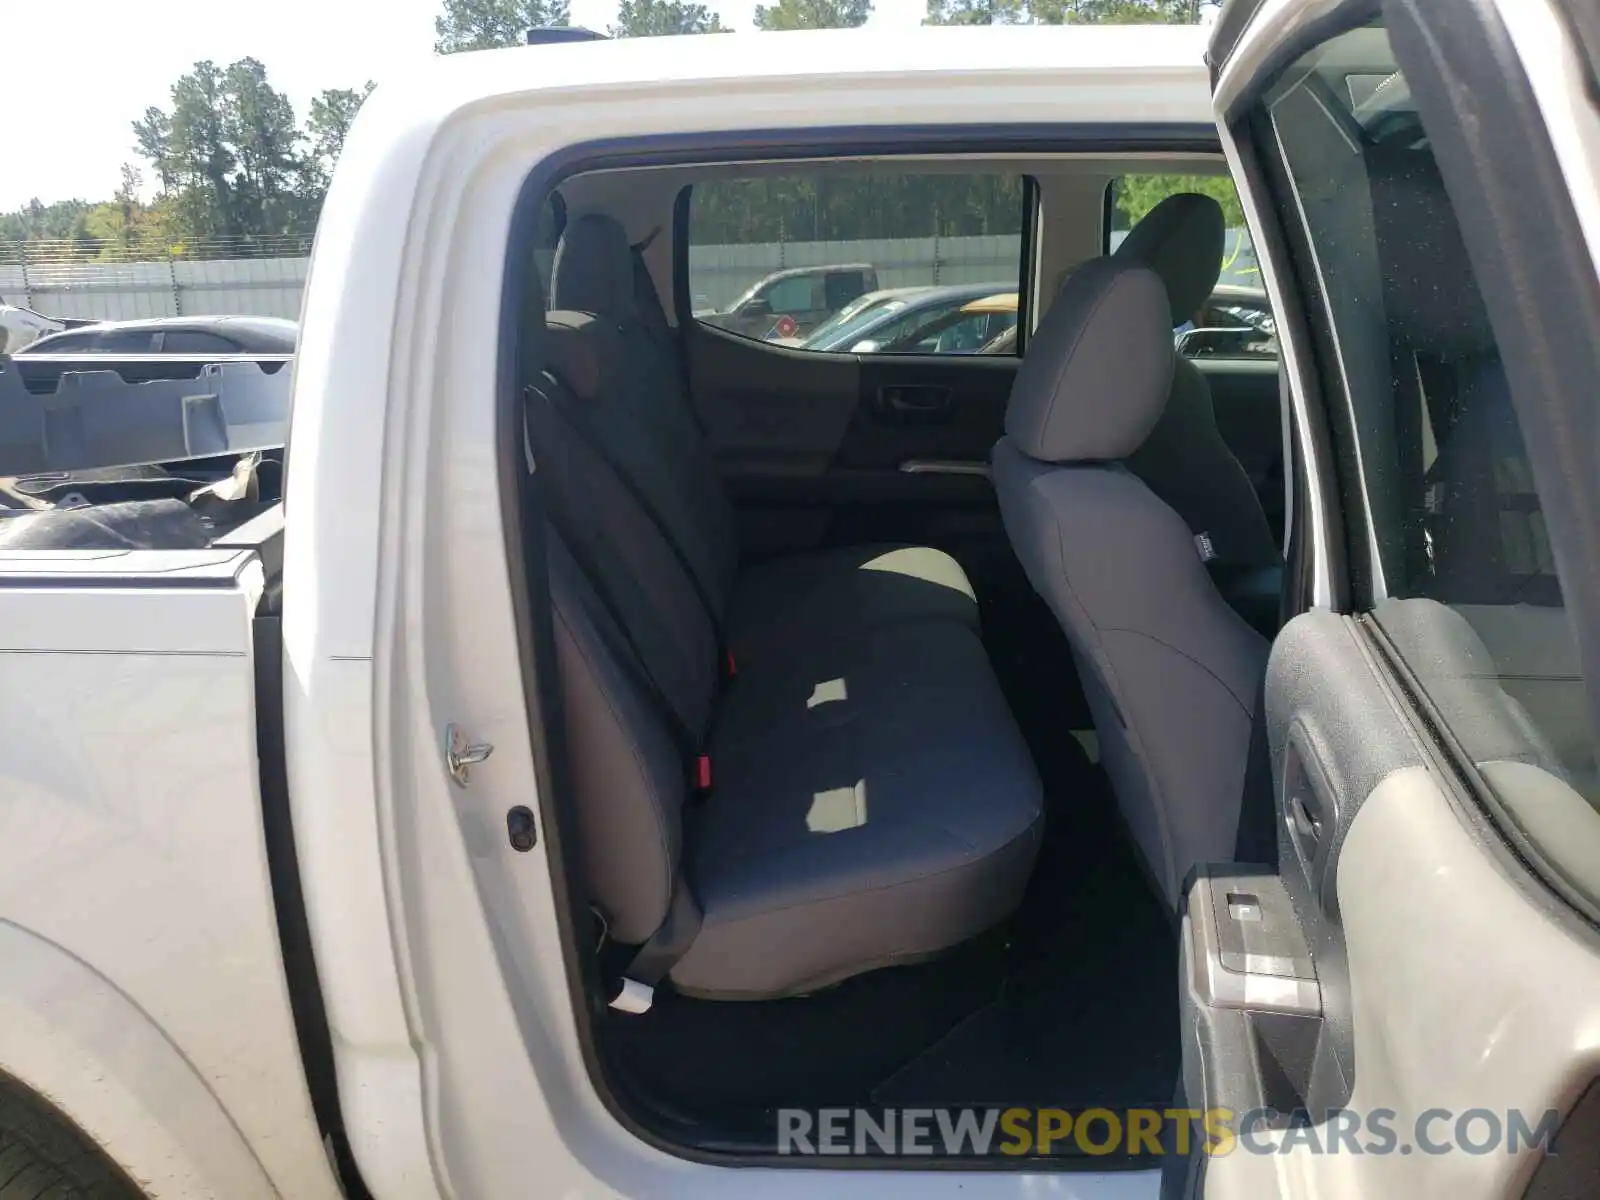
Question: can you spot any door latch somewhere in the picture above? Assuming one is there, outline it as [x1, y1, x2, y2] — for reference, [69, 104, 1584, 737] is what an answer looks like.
[444, 723, 494, 788]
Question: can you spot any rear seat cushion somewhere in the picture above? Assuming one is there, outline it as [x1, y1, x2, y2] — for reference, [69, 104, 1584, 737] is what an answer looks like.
[728, 544, 979, 669]
[672, 621, 1043, 999]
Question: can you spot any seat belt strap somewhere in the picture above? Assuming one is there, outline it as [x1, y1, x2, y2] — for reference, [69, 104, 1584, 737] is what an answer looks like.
[610, 878, 703, 1013]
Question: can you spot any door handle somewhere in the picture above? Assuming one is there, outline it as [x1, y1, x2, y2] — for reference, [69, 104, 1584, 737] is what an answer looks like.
[899, 459, 991, 479]
[878, 384, 952, 415]
[1289, 794, 1321, 848]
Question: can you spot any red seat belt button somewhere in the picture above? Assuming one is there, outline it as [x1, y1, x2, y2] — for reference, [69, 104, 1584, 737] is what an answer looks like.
[696, 755, 713, 791]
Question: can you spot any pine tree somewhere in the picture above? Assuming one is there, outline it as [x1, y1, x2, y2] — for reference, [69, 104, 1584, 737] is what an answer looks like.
[752, 0, 872, 31]
[611, 0, 728, 35]
[434, 0, 572, 53]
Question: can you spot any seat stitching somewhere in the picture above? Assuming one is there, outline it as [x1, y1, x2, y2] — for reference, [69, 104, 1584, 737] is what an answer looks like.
[1096, 627, 1257, 715]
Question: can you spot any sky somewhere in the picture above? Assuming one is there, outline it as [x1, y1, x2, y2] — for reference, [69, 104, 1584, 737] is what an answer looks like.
[2, 0, 929, 213]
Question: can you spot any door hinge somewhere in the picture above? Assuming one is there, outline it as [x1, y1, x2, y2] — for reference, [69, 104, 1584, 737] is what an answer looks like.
[444, 723, 494, 788]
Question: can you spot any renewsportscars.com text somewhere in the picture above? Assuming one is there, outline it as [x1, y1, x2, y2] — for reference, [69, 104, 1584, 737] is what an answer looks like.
[776, 1106, 1563, 1158]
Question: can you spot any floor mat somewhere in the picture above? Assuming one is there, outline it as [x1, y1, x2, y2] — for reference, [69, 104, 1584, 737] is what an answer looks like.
[870, 788, 1180, 1109]
[603, 928, 1007, 1120]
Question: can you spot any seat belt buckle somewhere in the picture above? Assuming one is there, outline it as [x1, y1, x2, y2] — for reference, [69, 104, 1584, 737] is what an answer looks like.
[695, 754, 713, 793]
[609, 978, 654, 1014]
[726, 649, 738, 680]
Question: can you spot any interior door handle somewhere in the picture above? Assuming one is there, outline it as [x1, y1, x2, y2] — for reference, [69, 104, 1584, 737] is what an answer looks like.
[878, 384, 952, 415]
[1289, 794, 1322, 848]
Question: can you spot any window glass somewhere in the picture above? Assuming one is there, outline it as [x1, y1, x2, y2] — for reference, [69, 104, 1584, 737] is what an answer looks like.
[91, 329, 157, 353]
[824, 270, 867, 311]
[161, 330, 239, 354]
[1266, 23, 1600, 907]
[762, 275, 819, 315]
[31, 331, 91, 353]
[1107, 174, 1277, 362]
[688, 170, 1026, 353]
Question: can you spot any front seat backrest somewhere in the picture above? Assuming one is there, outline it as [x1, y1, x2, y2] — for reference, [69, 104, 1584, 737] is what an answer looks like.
[1114, 193, 1279, 570]
[992, 256, 1270, 909]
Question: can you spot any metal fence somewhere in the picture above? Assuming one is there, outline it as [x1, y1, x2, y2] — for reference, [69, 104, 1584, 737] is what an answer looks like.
[0, 237, 312, 322]
[1, 230, 1261, 324]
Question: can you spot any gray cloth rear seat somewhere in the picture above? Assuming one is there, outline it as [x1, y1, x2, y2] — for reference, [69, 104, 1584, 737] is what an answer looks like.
[549, 214, 980, 669]
[531, 231, 1043, 999]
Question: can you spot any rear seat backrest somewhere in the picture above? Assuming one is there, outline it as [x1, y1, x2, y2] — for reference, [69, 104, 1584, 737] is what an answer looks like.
[528, 356, 721, 745]
[523, 271, 729, 944]
[544, 310, 731, 623]
[550, 213, 739, 604]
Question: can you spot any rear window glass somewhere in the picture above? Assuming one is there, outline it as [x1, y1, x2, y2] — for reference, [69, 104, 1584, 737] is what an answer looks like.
[688, 170, 1028, 355]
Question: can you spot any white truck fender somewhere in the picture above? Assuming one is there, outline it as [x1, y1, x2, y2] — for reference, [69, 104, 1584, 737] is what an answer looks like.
[0, 919, 281, 1199]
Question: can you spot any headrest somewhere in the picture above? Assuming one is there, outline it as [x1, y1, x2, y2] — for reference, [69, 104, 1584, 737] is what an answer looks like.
[1004, 257, 1174, 464]
[1112, 193, 1225, 325]
[551, 213, 637, 317]
[544, 311, 604, 401]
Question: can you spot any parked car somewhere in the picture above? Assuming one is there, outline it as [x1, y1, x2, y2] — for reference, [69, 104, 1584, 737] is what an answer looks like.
[869, 289, 1018, 354]
[978, 284, 1272, 357]
[699, 262, 877, 339]
[1179, 283, 1277, 359]
[17, 314, 299, 356]
[779, 284, 934, 347]
[0, 299, 93, 354]
[1, 6, 1597, 1199]
[804, 281, 1012, 351]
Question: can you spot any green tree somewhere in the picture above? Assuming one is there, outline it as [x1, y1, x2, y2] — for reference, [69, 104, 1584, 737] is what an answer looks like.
[926, 0, 1204, 24]
[1110, 173, 1243, 232]
[131, 108, 175, 193]
[1029, 0, 1198, 19]
[0, 199, 92, 244]
[752, 0, 871, 30]
[611, 0, 727, 35]
[221, 58, 305, 237]
[924, 0, 1027, 24]
[131, 58, 372, 245]
[160, 61, 239, 239]
[302, 84, 377, 194]
[434, 0, 571, 52]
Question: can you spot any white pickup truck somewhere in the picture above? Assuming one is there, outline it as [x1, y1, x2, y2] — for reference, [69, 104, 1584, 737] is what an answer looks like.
[5, 3, 1600, 1198]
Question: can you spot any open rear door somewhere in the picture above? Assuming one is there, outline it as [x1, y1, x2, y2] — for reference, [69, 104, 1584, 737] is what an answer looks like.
[1169, 2, 1600, 1196]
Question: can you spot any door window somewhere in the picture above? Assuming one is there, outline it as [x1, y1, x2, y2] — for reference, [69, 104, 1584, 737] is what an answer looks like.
[91, 329, 158, 353]
[1264, 22, 1600, 910]
[160, 329, 240, 354]
[823, 270, 867, 311]
[688, 169, 1028, 353]
[761, 275, 819, 315]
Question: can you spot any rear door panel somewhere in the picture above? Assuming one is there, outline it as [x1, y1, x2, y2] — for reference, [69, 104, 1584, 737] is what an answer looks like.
[685, 316, 1016, 560]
